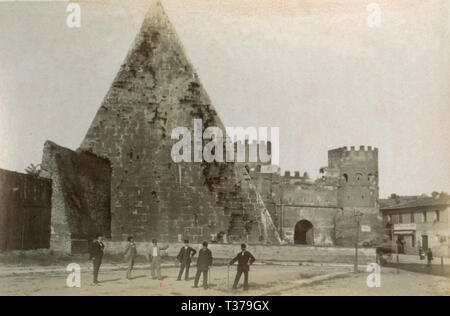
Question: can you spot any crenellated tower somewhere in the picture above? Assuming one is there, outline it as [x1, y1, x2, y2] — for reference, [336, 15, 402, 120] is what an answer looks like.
[328, 146, 379, 209]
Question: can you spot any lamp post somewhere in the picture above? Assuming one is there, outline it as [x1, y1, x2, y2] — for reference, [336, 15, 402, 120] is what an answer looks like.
[354, 210, 364, 273]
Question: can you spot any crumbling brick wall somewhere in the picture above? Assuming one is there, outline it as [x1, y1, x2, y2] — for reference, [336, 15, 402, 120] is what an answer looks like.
[249, 146, 385, 247]
[41, 141, 111, 253]
[0, 169, 51, 251]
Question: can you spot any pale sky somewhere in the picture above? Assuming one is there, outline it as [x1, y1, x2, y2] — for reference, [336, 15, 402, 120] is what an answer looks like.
[0, 0, 449, 198]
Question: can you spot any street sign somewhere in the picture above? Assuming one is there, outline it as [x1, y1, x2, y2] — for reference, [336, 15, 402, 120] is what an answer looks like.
[393, 223, 417, 231]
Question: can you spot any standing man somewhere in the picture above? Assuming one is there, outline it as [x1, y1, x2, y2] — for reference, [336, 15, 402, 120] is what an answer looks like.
[90, 235, 105, 285]
[228, 244, 255, 291]
[194, 241, 213, 289]
[148, 239, 169, 280]
[177, 240, 197, 281]
[124, 236, 138, 280]
[427, 248, 434, 267]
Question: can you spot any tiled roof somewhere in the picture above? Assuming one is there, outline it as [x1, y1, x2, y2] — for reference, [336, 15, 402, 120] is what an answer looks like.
[381, 197, 450, 211]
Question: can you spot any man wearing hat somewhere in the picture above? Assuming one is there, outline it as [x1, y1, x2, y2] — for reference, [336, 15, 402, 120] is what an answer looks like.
[148, 239, 169, 280]
[124, 236, 138, 280]
[228, 244, 256, 291]
[177, 239, 197, 281]
[90, 235, 105, 285]
[193, 241, 213, 289]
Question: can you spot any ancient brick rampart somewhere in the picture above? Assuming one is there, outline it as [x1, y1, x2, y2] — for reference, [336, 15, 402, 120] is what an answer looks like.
[41, 141, 111, 253]
[0, 169, 52, 251]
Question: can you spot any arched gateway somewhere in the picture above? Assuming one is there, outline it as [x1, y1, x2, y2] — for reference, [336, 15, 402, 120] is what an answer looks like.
[294, 220, 314, 245]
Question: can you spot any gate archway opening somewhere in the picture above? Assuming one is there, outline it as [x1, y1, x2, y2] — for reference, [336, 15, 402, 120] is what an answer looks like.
[294, 220, 314, 245]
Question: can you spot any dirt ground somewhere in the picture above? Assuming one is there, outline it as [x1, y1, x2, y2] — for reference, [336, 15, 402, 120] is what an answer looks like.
[0, 262, 448, 296]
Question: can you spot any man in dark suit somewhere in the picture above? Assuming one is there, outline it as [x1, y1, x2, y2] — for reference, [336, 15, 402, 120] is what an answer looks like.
[228, 244, 255, 291]
[124, 236, 138, 280]
[90, 235, 105, 285]
[193, 241, 213, 289]
[427, 248, 434, 267]
[177, 240, 197, 281]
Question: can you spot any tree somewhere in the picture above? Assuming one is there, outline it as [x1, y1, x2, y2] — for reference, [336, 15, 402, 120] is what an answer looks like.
[431, 191, 440, 199]
[25, 163, 41, 177]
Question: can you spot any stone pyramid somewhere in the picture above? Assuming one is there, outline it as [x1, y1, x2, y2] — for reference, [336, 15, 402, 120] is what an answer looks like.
[80, 0, 280, 244]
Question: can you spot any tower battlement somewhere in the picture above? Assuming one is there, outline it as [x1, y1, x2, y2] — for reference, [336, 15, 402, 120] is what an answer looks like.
[329, 146, 378, 154]
[283, 171, 302, 178]
[329, 146, 378, 163]
[281, 171, 312, 181]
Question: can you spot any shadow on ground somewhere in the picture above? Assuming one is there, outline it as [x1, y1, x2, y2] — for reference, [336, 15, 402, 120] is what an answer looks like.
[383, 262, 450, 278]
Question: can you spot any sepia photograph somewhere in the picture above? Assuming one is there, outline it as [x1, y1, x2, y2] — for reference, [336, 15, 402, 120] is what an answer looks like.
[0, 0, 449, 301]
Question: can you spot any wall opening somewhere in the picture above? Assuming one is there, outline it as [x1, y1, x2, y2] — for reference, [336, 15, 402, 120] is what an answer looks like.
[294, 220, 314, 245]
[343, 174, 349, 183]
[422, 235, 428, 251]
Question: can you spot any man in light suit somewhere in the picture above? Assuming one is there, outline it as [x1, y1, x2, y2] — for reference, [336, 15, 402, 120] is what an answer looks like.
[148, 239, 169, 280]
[176, 240, 197, 281]
[228, 244, 256, 291]
[124, 236, 138, 280]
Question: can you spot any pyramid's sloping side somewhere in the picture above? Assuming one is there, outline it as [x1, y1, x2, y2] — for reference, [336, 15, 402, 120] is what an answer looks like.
[79, 1, 280, 243]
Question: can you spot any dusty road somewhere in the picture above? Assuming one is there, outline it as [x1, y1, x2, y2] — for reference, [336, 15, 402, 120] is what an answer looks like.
[0, 263, 448, 296]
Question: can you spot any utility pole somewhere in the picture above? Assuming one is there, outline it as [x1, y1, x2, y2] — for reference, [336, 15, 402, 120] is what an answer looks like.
[354, 211, 363, 273]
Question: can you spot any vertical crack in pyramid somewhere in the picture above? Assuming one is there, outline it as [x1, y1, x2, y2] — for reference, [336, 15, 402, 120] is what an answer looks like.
[79, 0, 281, 244]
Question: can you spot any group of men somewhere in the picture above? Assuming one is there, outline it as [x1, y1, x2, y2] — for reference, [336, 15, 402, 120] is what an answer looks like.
[90, 235, 256, 291]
